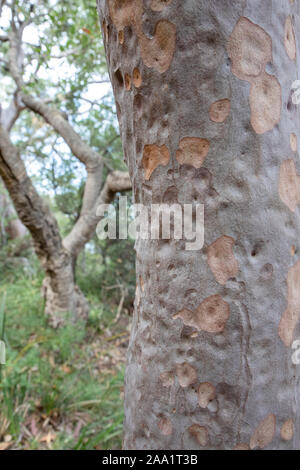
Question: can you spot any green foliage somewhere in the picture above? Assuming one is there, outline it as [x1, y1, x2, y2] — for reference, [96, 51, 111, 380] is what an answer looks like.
[0, 265, 127, 449]
[0, 0, 135, 450]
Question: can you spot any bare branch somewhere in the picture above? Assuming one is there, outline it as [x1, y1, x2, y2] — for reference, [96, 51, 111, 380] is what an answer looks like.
[0, 91, 24, 131]
[63, 171, 131, 256]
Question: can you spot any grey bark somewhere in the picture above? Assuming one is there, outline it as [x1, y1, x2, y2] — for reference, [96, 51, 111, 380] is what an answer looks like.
[98, 0, 300, 450]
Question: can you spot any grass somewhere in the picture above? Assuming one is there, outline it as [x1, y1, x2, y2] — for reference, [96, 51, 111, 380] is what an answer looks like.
[0, 262, 129, 450]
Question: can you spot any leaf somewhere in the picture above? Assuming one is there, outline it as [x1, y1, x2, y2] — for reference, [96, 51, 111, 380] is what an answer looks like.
[39, 432, 56, 446]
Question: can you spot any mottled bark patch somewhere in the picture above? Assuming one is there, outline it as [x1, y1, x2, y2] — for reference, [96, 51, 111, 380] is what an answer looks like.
[188, 424, 208, 447]
[150, 0, 173, 11]
[250, 414, 276, 449]
[279, 259, 300, 347]
[249, 74, 281, 135]
[124, 72, 132, 90]
[233, 443, 250, 450]
[260, 263, 273, 280]
[139, 20, 176, 73]
[159, 370, 174, 387]
[228, 17, 272, 81]
[132, 67, 142, 88]
[284, 16, 296, 61]
[176, 137, 210, 169]
[142, 144, 170, 180]
[108, 0, 176, 73]
[158, 416, 173, 435]
[279, 159, 300, 212]
[108, 0, 143, 30]
[197, 382, 216, 408]
[176, 362, 197, 388]
[207, 235, 238, 285]
[228, 17, 281, 134]
[280, 419, 294, 441]
[102, 19, 109, 41]
[118, 30, 124, 44]
[290, 133, 298, 152]
[252, 98, 280, 132]
[209, 99, 231, 123]
[173, 295, 230, 334]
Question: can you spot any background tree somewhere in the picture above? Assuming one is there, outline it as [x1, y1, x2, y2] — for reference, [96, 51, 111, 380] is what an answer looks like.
[98, 0, 300, 450]
[0, 0, 131, 326]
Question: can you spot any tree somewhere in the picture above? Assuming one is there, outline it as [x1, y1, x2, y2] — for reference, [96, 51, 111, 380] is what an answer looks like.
[0, 0, 131, 326]
[98, 0, 300, 450]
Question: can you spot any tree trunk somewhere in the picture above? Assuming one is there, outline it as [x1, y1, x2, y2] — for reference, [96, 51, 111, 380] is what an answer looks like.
[41, 254, 89, 328]
[98, 0, 300, 450]
[0, 125, 88, 327]
[0, 181, 26, 242]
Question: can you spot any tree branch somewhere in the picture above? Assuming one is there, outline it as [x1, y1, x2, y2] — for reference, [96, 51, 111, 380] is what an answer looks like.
[0, 124, 64, 268]
[5, 21, 132, 262]
[0, 91, 24, 131]
[63, 170, 131, 256]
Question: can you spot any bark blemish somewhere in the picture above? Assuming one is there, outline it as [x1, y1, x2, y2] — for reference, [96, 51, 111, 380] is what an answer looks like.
[176, 362, 197, 388]
[118, 29, 124, 44]
[260, 263, 273, 280]
[233, 443, 250, 450]
[139, 275, 144, 291]
[159, 370, 174, 387]
[114, 68, 124, 87]
[158, 416, 173, 435]
[280, 419, 294, 441]
[284, 16, 296, 61]
[290, 133, 298, 152]
[250, 414, 276, 449]
[173, 295, 230, 334]
[207, 235, 238, 285]
[124, 72, 132, 90]
[108, 0, 176, 73]
[228, 17, 281, 134]
[279, 159, 300, 212]
[176, 137, 210, 169]
[102, 20, 109, 42]
[249, 74, 281, 135]
[108, 0, 143, 30]
[279, 259, 300, 347]
[151, 0, 173, 11]
[188, 424, 209, 447]
[132, 67, 142, 88]
[139, 20, 176, 74]
[197, 382, 216, 408]
[209, 99, 231, 123]
[142, 144, 171, 180]
[228, 17, 272, 81]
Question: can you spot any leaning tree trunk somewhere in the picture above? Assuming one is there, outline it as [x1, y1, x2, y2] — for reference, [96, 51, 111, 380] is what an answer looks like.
[0, 180, 26, 242]
[0, 126, 88, 328]
[98, 0, 300, 450]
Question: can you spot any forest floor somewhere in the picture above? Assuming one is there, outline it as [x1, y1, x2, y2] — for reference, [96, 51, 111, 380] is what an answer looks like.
[0, 263, 132, 450]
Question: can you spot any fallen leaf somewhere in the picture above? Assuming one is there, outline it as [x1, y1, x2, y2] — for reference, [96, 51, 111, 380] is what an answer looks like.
[39, 432, 56, 446]
[0, 442, 11, 450]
